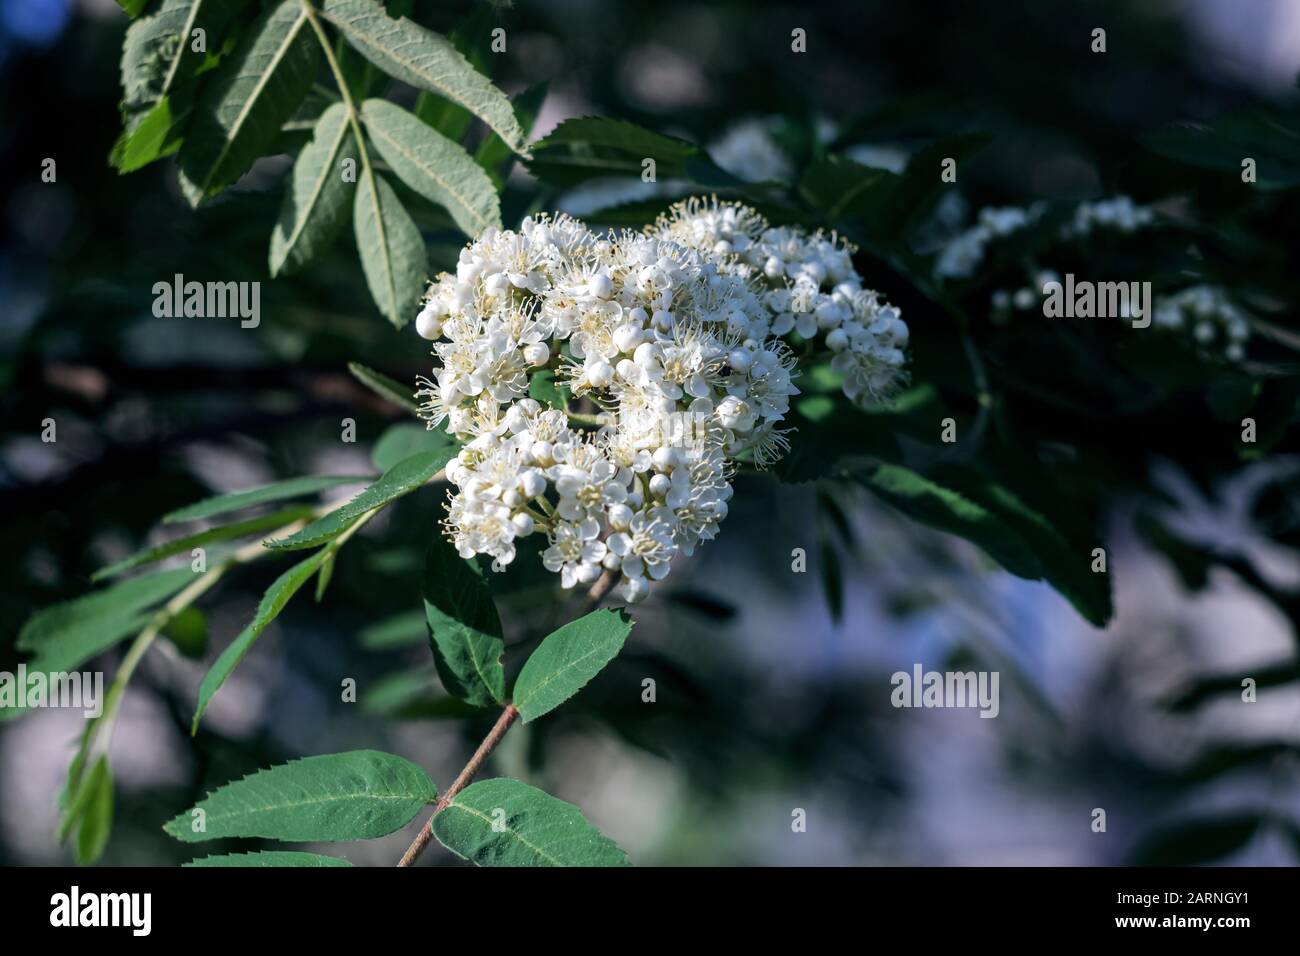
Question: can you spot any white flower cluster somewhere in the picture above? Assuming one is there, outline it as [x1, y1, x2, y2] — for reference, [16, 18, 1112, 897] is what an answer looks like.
[412, 198, 908, 601]
[1152, 285, 1252, 363]
[934, 196, 1156, 279]
[654, 199, 910, 408]
[989, 274, 1253, 363]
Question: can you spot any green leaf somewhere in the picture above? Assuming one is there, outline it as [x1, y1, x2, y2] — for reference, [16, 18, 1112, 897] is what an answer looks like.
[348, 360, 421, 415]
[117, 0, 153, 17]
[9, 568, 195, 692]
[512, 609, 633, 722]
[422, 536, 505, 708]
[1143, 111, 1300, 190]
[319, 0, 528, 155]
[857, 464, 1042, 580]
[92, 505, 310, 581]
[526, 116, 713, 187]
[361, 99, 501, 238]
[857, 464, 1113, 627]
[353, 169, 427, 327]
[185, 851, 353, 866]
[190, 548, 331, 733]
[164, 474, 369, 524]
[432, 778, 629, 867]
[267, 446, 455, 551]
[62, 757, 113, 866]
[163, 750, 436, 842]
[270, 102, 359, 276]
[177, 0, 318, 205]
[119, 0, 233, 123]
[798, 154, 899, 221]
[314, 553, 335, 602]
[111, 91, 193, 173]
[931, 465, 1112, 627]
[411, 2, 496, 142]
[371, 422, 456, 472]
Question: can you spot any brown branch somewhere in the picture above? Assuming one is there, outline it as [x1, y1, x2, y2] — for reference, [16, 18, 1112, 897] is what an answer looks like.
[395, 569, 620, 867]
[397, 704, 519, 867]
[583, 567, 618, 611]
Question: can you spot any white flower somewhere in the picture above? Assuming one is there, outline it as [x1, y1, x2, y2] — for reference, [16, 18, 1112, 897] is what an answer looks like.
[608, 510, 678, 583]
[551, 442, 628, 528]
[542, 521, 608, 589]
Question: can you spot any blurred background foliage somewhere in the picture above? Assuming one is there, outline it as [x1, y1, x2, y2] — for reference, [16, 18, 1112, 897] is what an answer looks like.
[2, 0, 1300, 865]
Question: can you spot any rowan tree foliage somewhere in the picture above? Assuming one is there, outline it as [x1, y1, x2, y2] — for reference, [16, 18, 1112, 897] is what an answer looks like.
[4, 0, 1300, 866]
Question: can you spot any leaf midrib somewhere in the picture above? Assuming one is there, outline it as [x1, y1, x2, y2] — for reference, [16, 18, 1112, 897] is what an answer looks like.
[281, 109, 351, 264]
[160, 0, 206, 96]
[367, 117, 490, 234]
[196, 7, 308, 197]
[445, 802, 564, 866]
[194, 787, 432, 829]
[518, 641, 613, 712]
[323, 8, 521, 151]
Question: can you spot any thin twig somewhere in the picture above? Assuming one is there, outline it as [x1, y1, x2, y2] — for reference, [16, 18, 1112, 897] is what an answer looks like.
[583, 567, 618, 612]
[395, 569, 619, 867]
[396, 704, 519, 867]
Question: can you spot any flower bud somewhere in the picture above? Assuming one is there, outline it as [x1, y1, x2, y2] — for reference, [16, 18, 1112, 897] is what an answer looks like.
[588, 272, 613, 299]
[415, 308, 443, 340]
[728, 348, 752, 373]
[586, 360, 614, 388]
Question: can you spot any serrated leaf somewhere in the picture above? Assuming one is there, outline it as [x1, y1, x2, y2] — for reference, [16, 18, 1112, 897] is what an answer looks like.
[8, 568, 196, 699]
[526, 116, 731, 187]
[190, 547, 331, 733]
[798, 155, 899, 221]
[270, 102, 359, 275]
[432, 778, 629, 867]
[184, 851, 353, 866]
[930, 465, 1113, 627]
[858, 464, 1042, 579]
[177, 0, 317, 205]
[92, 505, 310, 581]
[422, 536, 504, 708]
[512, 609, 633, 722]
[348, 360, 421, 414]
[411, 2, 496, 142]
[856, 463, 1113, 627]
[163, 750, 436, 842]
[319, 0, 527, 155]
[354, 170, 427, 327]
[111, 90, 193, 172]
[360, 99, 500, 238]
[164, 474, 370, 524]
[371, 422, 456, 472]
[267, 446, 454, 551]
[119, 0, 231, 122]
